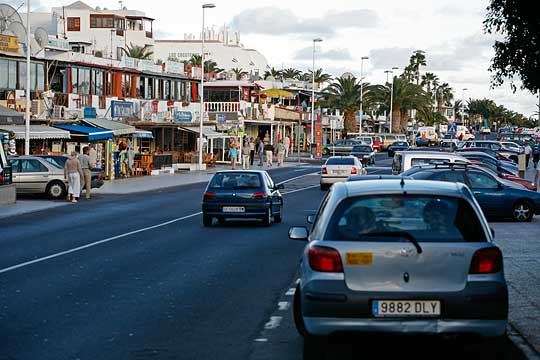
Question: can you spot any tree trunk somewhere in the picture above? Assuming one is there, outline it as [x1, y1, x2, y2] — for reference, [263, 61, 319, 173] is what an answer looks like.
[437, 97, 443, 114]
[344, 110, 356, 136]
[391, 106, 401, 133]
[400, 109, 409, 134]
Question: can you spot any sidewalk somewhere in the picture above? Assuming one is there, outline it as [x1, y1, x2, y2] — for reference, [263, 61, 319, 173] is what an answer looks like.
[0, 161, 306, 219]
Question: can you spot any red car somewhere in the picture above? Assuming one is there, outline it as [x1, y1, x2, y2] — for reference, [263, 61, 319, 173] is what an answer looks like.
[371, 136, 383, 152]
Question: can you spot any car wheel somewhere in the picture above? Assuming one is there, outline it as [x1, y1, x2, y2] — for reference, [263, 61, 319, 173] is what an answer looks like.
[293, 285, 307, 336]
[303, 334, 326, 360]
[203, 213, 213, 227]
[46, 181, 66, 200]
[262, 208, 272, 226]
[513, 200, 533, 222]
[274, 207, 282, 223]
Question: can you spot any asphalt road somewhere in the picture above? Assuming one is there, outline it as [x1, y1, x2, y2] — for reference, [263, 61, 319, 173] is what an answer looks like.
[0, 155, 527, 360]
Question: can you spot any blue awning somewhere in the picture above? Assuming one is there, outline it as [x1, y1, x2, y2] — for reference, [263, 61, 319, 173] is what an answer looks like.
[133, 130, 154, 139]
[53, 125, 114, 141]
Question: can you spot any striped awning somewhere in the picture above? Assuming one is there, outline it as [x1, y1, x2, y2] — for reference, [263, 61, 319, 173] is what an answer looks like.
[82, 118, 136, 136]
[0, 125, 71, 140]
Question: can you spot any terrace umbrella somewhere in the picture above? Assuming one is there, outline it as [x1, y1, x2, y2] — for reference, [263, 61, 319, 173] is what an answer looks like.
[259, 89, 294, 99]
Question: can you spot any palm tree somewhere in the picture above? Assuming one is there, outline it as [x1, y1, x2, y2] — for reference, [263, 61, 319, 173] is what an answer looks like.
[204, 60, 223, 74]
[122, 43, 153, 60]
[281, 68, 302, 80]
[231, 67, 245, 80]
[421, 72, 439, 99]
[189, 54, 202, 66]
[309, 68, 333, 84]
[263, 67, 282, 80]
[416, 108, 447, 126]
[435, 83, 454, 113]
[409, 52, 427, 85]
[390, 76, 432, 133]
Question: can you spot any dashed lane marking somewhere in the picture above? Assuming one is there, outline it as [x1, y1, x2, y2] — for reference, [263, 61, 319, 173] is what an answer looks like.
[264, 316, 283, 330]
[278, 302, 290, 311]
[285, 288, 296, 296]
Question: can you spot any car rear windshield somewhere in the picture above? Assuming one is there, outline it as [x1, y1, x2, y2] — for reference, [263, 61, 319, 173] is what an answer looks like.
[326, 157, 355, 165]
[352, 146, 371, 152]
[323, 195, 486, 242]
[209, 172, 262, 190]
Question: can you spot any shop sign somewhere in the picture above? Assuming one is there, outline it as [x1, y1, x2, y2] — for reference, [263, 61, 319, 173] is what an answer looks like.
[175, 111, 193, 123]
[216, 113, 226, 124]
[46, 36, 70, 51]
[121, 56, 139, 69]
[151, 101, 158, 114]
[0, 34, 19, 53]
[111, 100, 133, 118]
[166, 61, 184, 75]
[315, 123, 323, 158]
[84, 107, 97, 119]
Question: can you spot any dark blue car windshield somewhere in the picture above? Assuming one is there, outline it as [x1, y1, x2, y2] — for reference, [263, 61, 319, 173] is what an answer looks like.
[209, 173, 262, 190]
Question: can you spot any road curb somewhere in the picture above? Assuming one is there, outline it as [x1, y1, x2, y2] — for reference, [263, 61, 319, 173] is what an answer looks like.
[508, 323, 540, 359]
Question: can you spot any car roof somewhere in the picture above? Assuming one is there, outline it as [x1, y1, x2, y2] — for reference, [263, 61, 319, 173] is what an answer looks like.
[347, 175, 411, 181]
[214, 170, 267, 174]
[333, 179, 471, 199]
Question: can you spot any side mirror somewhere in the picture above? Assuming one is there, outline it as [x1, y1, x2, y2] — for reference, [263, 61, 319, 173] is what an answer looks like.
[274, 183, 285, 190]
[307, 215, 315, 224]
[289, 226, 309, 241]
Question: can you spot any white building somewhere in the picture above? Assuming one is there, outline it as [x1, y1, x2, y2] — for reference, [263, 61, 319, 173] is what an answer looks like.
[27, 1, 155, 60]
[154, 26, 269, 78]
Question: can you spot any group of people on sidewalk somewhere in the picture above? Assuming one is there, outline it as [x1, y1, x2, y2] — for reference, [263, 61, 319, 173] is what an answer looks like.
[228, 135, 291, 170]
[524, 139, 540, 188]
[64, 145, 96, 203]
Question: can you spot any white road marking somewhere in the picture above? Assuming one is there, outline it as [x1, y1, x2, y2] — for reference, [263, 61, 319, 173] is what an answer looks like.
[285, 288, 296, 296]
[264, 316, 282, 330]
[282, 185, 319, 195]
[0, 212, 202, 275]
[278, 301, 290, 311]
[277, 172, 319, 185]
[254, 338, 268, 342]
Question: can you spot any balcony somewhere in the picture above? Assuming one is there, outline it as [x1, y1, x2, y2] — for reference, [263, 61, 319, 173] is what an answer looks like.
[205, 102, 240, 113]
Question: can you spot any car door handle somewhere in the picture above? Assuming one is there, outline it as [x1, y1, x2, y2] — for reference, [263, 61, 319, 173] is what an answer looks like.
[473, 191, 481, 195]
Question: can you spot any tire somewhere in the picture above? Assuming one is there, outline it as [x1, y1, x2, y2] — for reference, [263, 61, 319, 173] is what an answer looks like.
[46, 181, 66, 200]
[303, 334, 326, 360]
[293, 285, 307, 336]
[203, 213, 213, 227]
[512, 200, 534, 222]
[274, 207, 282, 223]
[262, 208, 272, 226]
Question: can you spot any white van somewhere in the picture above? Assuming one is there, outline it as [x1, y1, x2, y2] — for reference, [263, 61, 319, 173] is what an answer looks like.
[391, 151, 470, 175]
[457, 126, 475, 141]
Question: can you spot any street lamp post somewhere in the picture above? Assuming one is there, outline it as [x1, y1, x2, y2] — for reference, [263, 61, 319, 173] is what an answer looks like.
[24, 0, 31, 155]
[388, 67, 398, 133]
[461, 88, 467, 126]
[359, 56, 369, 136]
[310, 38, 322, 158]
[199, 3, 215, 169]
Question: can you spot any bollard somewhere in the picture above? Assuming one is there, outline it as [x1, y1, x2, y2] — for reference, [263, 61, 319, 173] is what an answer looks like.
[518, 153, 526, 178]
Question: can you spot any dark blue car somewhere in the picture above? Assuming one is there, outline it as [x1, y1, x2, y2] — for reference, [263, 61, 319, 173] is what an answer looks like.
[387, 141, 410, 157]
[404, 165, 540, 222]
[202, 170, 284, 226]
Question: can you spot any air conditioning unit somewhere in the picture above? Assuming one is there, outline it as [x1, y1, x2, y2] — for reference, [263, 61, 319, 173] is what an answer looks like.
[31, 100, 41, 116]
[53, 105, 66, 119]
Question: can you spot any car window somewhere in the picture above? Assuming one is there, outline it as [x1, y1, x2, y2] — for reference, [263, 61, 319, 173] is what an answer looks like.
[42, 157, 65, 168]
[387, 135, 397, 141]
[326, 157, 355, 165]
[21, 159, 48, 173]
[10, 159, 20, 172]
[410, 158, 450, 167]
[467, 171, 499, 189]
[352, 146, 371, 152]
[392, 153, 402, 173]
[209, 172, 262, 189]
[345, 140, 357, 146]
[323, 195, 486, 242]
[334, 140, 344, 146]
[443, 171, 467, 183]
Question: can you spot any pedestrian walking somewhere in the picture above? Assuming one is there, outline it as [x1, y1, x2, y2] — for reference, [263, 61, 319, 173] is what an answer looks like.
[524, 142, 532, 168]
[242, 139, 250, 169]
[257, 138, 264, 166]
[264, 142, 274, 166]
[78, 146, 93, 200]
[284, 135, 290, 158]
[276, 140, 286, 167]
[532, 139, 540, 169]
[89, 143, 97, 169]
[229, 138, 239, 170]
[64, 151, 84, 203]
[249, 137, 255, 166]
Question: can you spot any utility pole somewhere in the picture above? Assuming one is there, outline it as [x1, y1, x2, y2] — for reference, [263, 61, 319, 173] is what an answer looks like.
[359, 56, 368, 136]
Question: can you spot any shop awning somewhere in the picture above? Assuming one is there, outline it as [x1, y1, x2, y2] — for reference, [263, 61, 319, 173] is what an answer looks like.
[53, 125, 114, 141]
[133, 130, 154, 139]
[0, 105, 24, 124]
[0, 125, 71, 140]
[179, 126, 231, 139]
[81, 118, 136, 136]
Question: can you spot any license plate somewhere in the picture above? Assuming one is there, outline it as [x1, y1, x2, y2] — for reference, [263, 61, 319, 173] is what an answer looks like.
[372, 300, 440, 317]
[346, 252, 372, 266]
[223, 206, 245, 213]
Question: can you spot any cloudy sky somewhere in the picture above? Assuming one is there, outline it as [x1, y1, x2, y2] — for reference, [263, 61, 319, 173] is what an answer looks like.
[16, 0, 540, 117]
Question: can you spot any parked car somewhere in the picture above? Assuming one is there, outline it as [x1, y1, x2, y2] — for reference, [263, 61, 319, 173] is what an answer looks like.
[355, 136, 374, 149]
[456, 151, 518, 176]
[438, 139, 458, 152]
[323, 140, 363, 155]
[350, 145, 375, 165]
[377, 134, 399, 151]
[320, 156, 365, 190]
[456, 147, 514, 164]
[500, 141, 524, 154]
[404, 164, 540, 222]
[463, 140, 521, 162]
[371, 136, 383, 152]
[391, 150, 469, 175]
[415, 126, 438, 147]
[8, 156, 67, 199]
[33, 154, 105, 189]
[290, 179, 508, 358]
[387, 141, 410, 157]
[201, 170, 284, 226]
[468, 161, 537, 191]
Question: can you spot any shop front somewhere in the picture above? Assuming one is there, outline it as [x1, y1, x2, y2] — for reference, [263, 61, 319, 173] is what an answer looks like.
[0, 125, 71, 155]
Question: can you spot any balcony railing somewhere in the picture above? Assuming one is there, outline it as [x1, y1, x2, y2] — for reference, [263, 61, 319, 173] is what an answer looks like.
[205, 102, 240, 113]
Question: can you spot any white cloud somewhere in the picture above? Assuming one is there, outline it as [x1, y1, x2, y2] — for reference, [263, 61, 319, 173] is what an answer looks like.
[294, 47, 352, 61]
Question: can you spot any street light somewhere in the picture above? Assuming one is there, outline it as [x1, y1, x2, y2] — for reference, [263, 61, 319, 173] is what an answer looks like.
[310, 37, 322, 158]
[24, 0, 31, 155]
[461, 88, 467, 126]
[388, 67, 398, 133]
[198, 3, 215, 169]
[359, 56, 369, 135]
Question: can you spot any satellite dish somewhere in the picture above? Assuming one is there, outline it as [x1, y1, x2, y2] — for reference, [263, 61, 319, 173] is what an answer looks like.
[0, 3, 23, 33]
[341, 72, 354, 80]
[8, 21, 27, 44]
[34, 27, 49, 47]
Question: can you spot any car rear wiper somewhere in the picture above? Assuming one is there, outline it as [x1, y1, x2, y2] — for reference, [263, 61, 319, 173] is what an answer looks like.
[358, 231, 423, 254]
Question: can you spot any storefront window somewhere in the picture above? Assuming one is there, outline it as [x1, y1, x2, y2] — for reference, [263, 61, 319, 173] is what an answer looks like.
[79, 68, 90, 94]
[164, 80, 170, 100]
[136, 77, 143, 98]
[146, 78, 153, 99]
[18, 61, 26, 89]
[93, 70, 104, 95]
[8, 61, 16, 89]
[71, 68, 78, 93]
[36, 64, 45, 91]
[0, 60, 8, 88]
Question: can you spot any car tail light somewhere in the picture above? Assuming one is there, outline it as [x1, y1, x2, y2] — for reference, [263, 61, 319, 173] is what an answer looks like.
[469, 247, 502, 274]
[322, 167, 328, 174]
[251, 191, 266, 199]
[308, 246, 343, 273]
[351, 167, 357, 174]
[203, 191, 216, 200]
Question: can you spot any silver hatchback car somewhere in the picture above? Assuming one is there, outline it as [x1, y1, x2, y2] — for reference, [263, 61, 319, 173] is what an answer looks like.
[290, 180, 508, 358]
